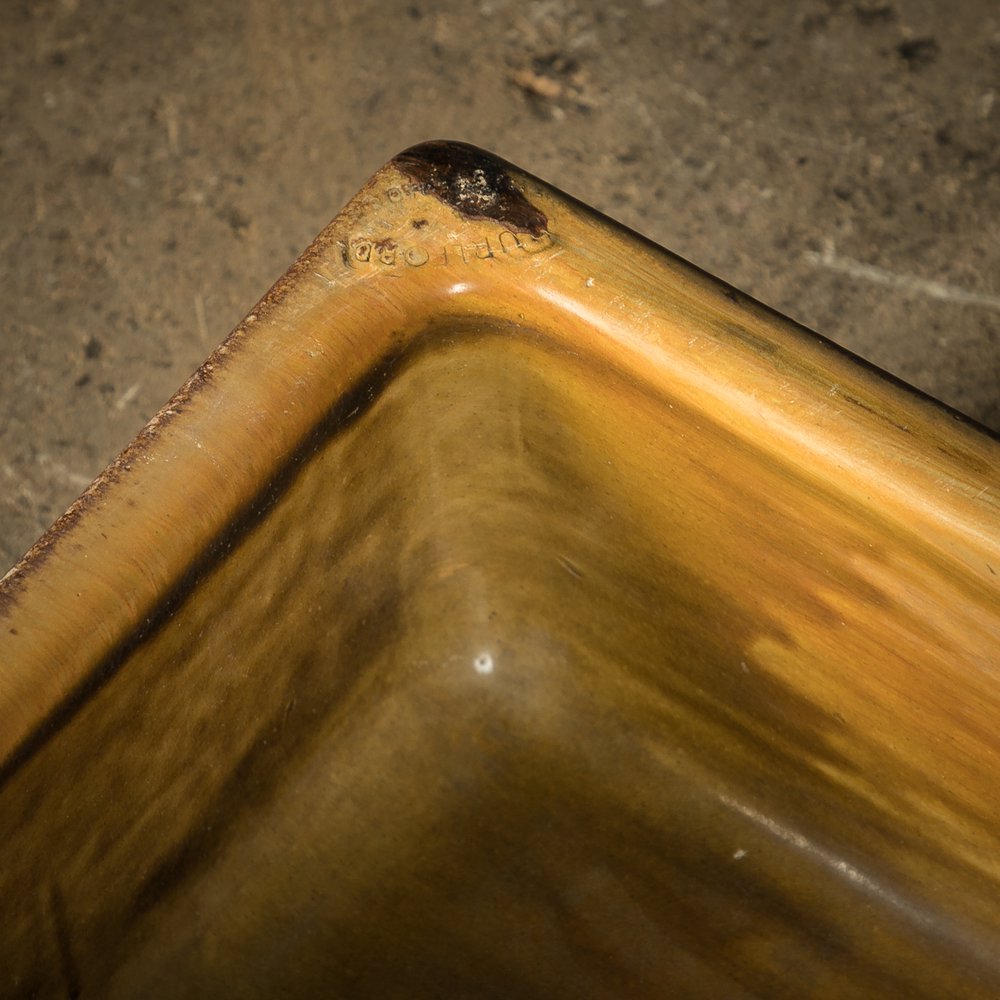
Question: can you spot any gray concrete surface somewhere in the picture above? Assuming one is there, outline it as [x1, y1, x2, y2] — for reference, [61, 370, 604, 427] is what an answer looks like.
[2, 0, 998, 572]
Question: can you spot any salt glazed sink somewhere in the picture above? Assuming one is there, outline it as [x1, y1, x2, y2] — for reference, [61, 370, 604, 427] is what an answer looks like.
[1, 141, 999, 998]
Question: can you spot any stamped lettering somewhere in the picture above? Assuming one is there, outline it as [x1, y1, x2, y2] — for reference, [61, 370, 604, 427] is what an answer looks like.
[441, 230, 552, 264]
[385, 181, 436, 203]
[337, 229, 552, 271]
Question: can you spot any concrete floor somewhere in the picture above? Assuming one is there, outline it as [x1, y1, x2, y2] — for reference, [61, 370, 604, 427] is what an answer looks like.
[2, 0, 998, 572]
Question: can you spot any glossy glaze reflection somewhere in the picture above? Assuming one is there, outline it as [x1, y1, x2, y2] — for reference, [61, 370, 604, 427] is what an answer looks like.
[1, 142, 998, 998]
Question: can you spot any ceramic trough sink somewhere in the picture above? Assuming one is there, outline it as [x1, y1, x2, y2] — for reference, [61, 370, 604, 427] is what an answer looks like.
[1, 141, 999, 998]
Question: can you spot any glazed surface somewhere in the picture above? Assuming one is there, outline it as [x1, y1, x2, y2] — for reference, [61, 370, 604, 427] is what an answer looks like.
[1, 145, 998, 997]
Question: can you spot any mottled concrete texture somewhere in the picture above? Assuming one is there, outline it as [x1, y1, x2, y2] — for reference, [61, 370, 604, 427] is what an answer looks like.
[1, 0, 998, 571]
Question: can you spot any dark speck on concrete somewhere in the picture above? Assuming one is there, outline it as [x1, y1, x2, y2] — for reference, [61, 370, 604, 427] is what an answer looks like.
[897, 36, 939, 69]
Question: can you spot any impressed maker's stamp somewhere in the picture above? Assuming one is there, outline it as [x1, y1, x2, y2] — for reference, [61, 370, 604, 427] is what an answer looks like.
[335, 230, 553, 271]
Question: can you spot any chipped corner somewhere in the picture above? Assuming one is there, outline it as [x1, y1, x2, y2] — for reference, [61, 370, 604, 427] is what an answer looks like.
[390, 140, 549, 239]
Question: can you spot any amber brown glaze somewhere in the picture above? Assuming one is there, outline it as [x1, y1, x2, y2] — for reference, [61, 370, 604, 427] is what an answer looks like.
[1, 142, 998, 998]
